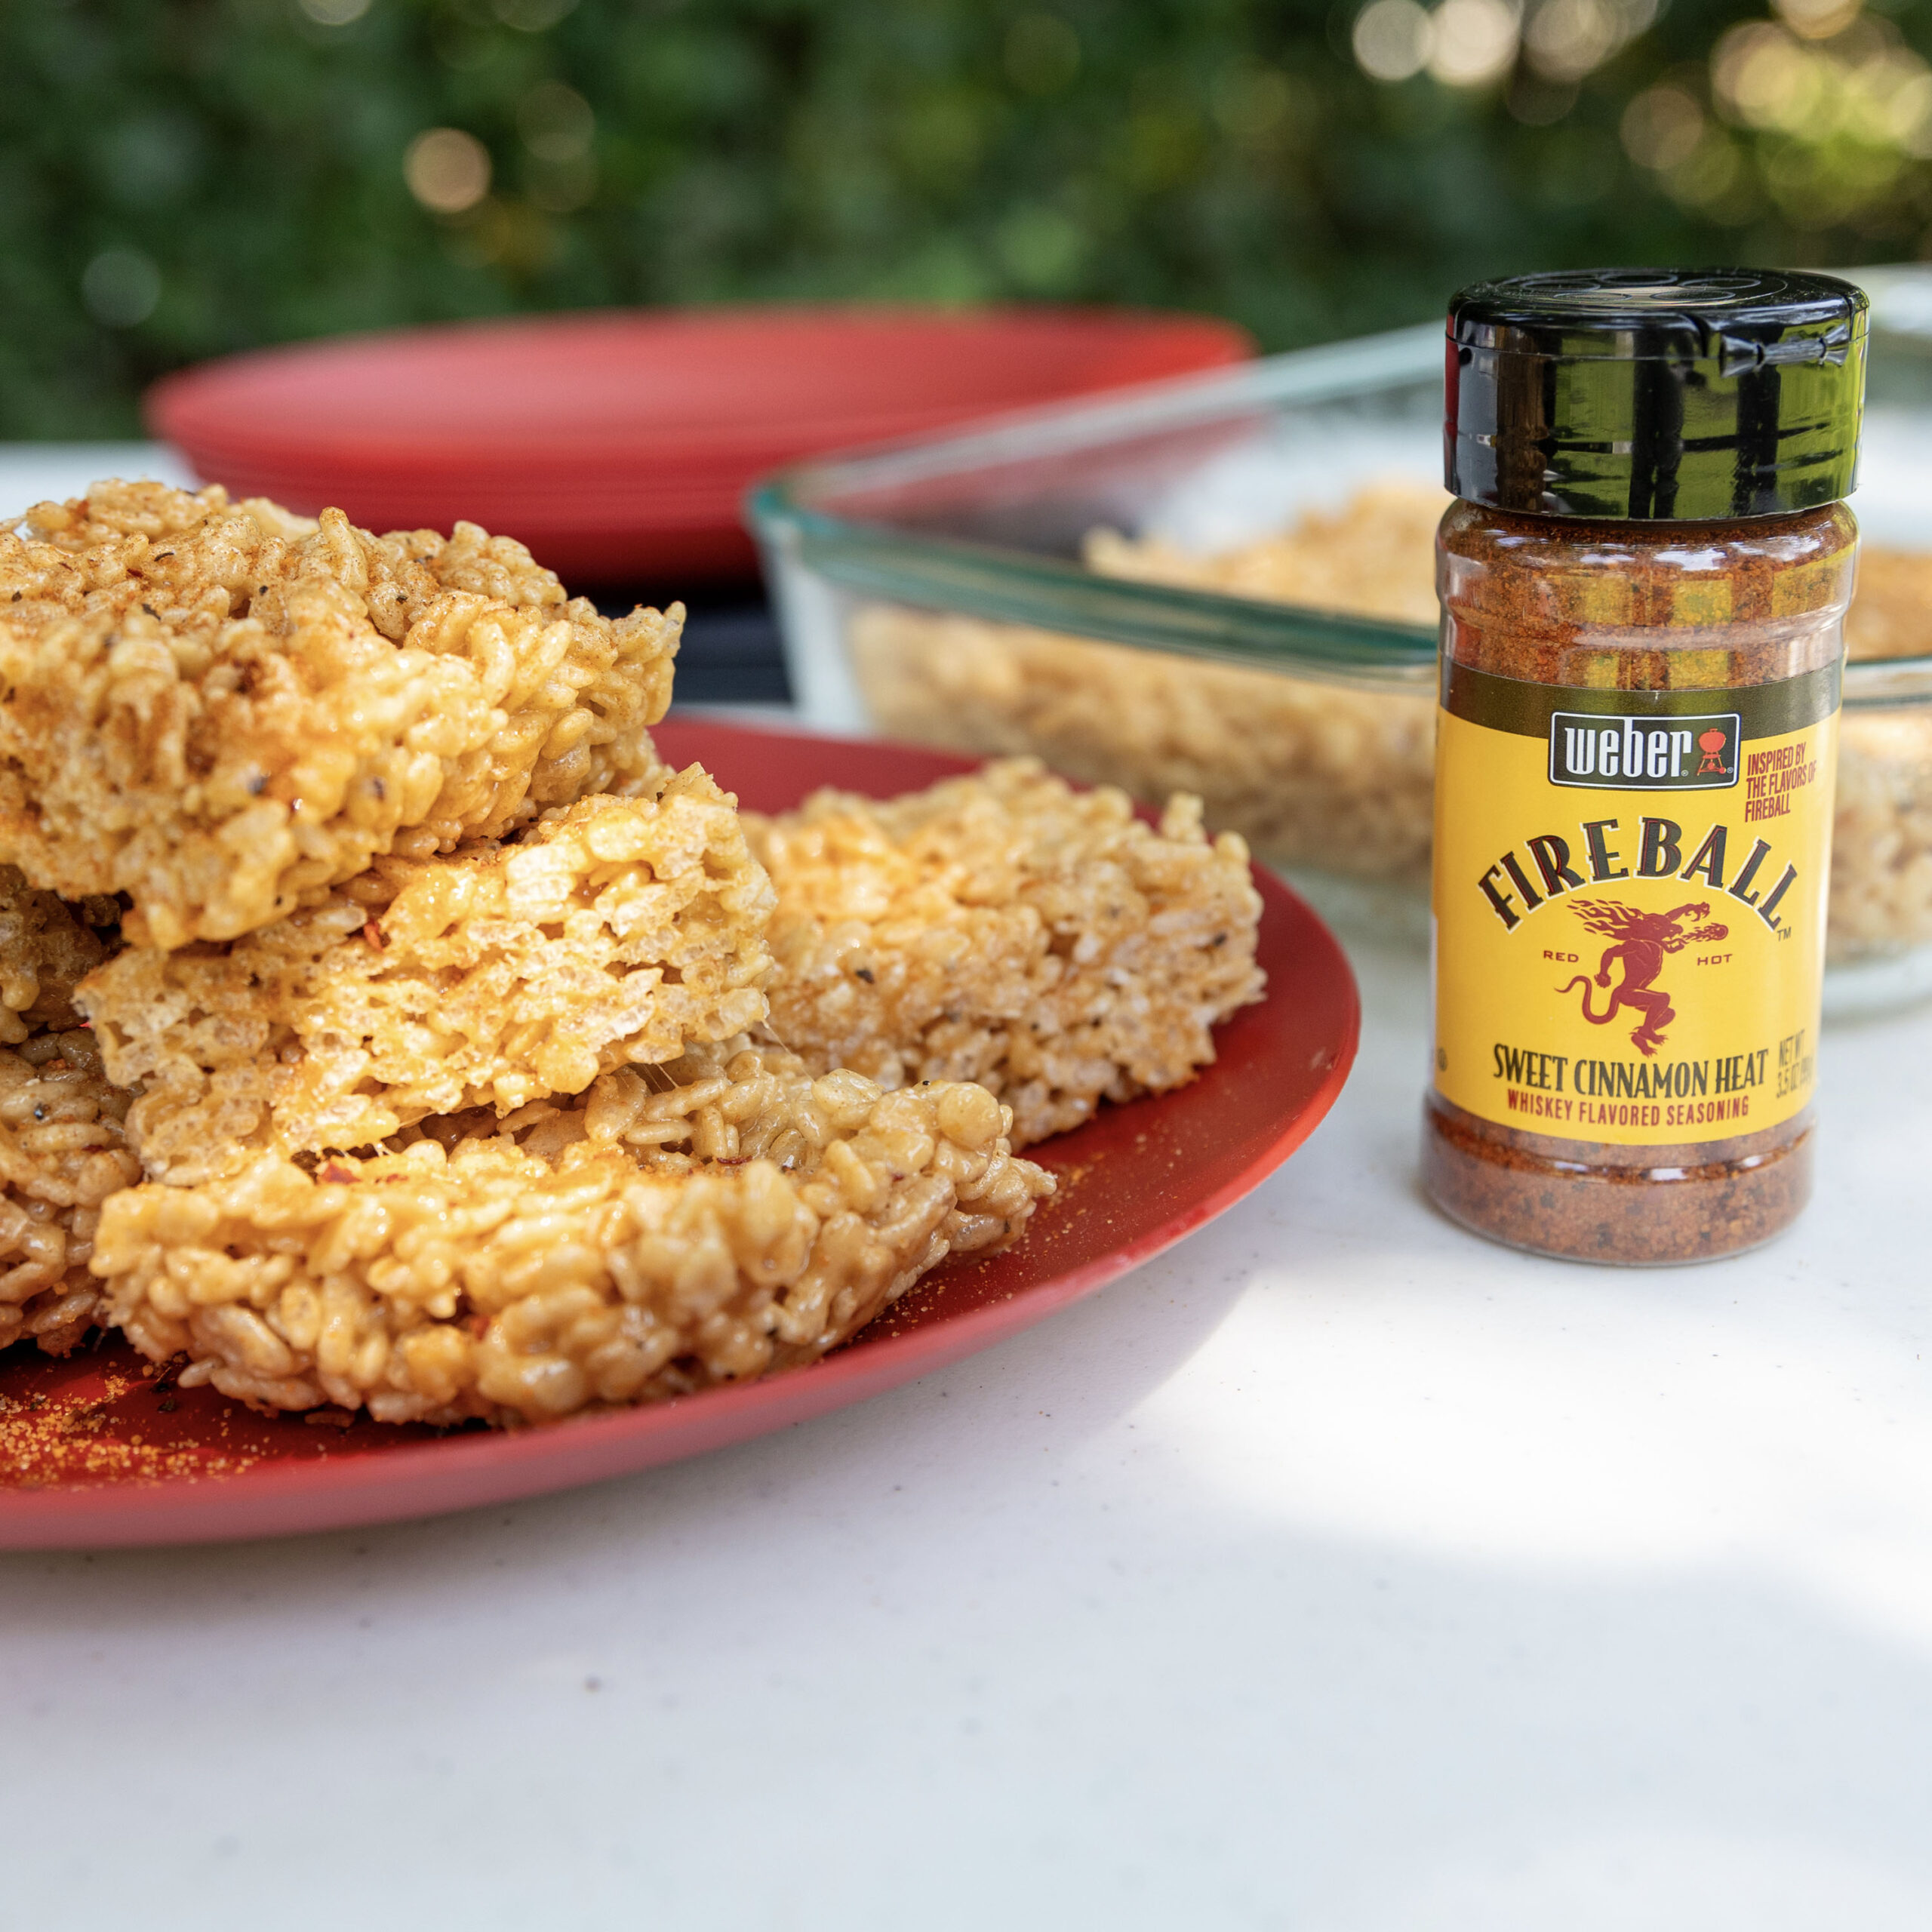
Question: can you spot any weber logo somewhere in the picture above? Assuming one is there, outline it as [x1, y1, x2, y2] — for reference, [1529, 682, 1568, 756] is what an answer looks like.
[1547, 712, 1741, 791]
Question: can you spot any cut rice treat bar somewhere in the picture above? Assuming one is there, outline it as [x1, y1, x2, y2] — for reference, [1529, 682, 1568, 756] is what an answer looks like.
[0, 876, 132, 1350]
[0, 479, 319, 646]
[0, 863, 121, 1045]
[0, 481, 677, 947]
[746, 758, 1266, 1147]
[3, 476, 643, 668]
[78, 768, 777, 1185]
[92, 1038, 1054, 1424]
[0, 1026, 140, 1357]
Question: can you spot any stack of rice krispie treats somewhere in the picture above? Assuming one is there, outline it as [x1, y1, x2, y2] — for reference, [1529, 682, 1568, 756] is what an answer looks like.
[0, 480, 1266, 1427]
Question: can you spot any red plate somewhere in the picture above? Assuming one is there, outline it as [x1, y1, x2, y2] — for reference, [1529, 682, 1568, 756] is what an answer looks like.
[145, 306, 1252, 580]
[0, 724, 1355, 1549]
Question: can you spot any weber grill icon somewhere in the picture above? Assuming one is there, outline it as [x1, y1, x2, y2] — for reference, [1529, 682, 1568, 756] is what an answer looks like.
[1547, 711, 1743, 791]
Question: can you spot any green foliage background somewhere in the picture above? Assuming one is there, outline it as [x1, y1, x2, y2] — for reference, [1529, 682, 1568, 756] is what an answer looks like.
[3, 0, 1929, 436]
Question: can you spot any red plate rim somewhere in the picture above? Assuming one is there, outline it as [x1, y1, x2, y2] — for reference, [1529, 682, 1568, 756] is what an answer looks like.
[147, 303, 1254, 469]
[0, 724, 1356, 1549]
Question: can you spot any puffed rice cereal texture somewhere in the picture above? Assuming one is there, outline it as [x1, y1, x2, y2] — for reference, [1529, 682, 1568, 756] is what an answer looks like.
[746, 758, 1264, 1147]
[0, 1025, 140, 1357]
[1827, 546, 1932, 964]
[1829, 707, 1932, 963]
[844, 482, 1441, 888]
[0, 480, 677, 948]
[0, 862, 120, 1045]
[851, 605, 1436, 888]
[848, 485, 1932, 959]
[1842, 547, 1932, 663]
[92, 1038, 1054, 1424]
[78, 767, 777, 1184]
[1083, 478, 1445, 627]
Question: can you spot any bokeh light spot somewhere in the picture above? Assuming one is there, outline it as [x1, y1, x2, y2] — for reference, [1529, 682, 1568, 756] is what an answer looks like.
[995, 204, 1087, 291]
[518, 82, 595, 162]
[1773, 0, 1863, 42]
[296, 0, 372, 23]
[405, 128, 492, 214]
[1892, 72, 1932, 157]
[1353, 0, 1433, 84]
[81, 248, 161, 328]
[1621, 85, 1706, 170]
[1665, 131, 1743, 209]
[1428, 0, 1521, 88]
[1526, 0, 1617, 82]
[97, 115, 204, 209]
[1715, 24, 1823, 133]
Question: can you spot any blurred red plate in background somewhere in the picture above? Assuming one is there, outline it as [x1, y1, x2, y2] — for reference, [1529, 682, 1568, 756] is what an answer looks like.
[146, 306, 1252, 581]
[0, 723, 1354, 1550]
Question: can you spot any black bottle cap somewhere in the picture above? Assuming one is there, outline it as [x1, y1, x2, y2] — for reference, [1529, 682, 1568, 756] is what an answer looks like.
[1445, 267, 1868, 521]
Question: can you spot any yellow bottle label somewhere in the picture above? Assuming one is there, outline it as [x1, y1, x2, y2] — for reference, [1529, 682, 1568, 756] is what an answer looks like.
[1432, 661, 1839, 1146]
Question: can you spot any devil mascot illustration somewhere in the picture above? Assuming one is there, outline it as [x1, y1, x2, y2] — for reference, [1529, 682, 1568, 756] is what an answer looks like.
[1557, 899, 1730, 1057]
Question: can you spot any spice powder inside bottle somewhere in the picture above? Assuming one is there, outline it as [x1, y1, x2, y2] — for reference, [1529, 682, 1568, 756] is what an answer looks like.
[1425, 267, 1867, 1263]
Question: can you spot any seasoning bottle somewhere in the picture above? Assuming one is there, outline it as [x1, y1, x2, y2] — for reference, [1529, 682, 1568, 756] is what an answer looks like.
[1425, 268, 1866, 1263]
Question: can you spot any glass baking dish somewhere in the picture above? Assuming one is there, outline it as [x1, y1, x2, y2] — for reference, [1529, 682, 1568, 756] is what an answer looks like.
[749, 295, 1932, 1014]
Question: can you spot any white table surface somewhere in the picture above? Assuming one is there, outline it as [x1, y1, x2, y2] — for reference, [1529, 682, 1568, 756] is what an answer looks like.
[4, 449, 1931, 1930]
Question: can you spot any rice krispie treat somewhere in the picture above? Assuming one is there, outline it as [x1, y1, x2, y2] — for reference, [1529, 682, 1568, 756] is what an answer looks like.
[1084, 478, 1447, 626]
[0, 1026, 140, 1356]
[78, 768, 777, 1184]
[1844, 546, 1932, 663]
[0, 481, 676, 948]
[746, 758, 1265, 1146]
[0, 863, 120, 1045]
[851, 608, 1438, 888]
[1829, 708, 1932, 962]
[93, 1038, 1054, 1423]
[0, 878, 133, 1351]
